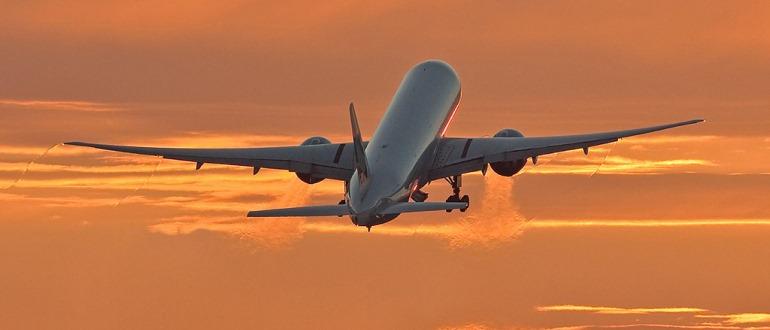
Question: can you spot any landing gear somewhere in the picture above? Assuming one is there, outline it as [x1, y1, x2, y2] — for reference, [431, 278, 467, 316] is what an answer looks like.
[444, 175, 469, 212]
[412, 189, 428, 202]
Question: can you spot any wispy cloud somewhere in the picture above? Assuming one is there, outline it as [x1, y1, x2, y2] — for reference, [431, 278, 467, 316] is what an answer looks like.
[625, 135, 719, 144]
[146, 174, 531, 249]
[0, 192, 119, 208]
[696, 313, 770, 325]
[4, 133, 770, 250]
[547, 323, 752, 329]
[536, 305, 708, 315]
[0, 99, 121, 112]
[528, 155, 715, 175]
[535, 304, 770, 329]
[148, 180, 314, 248]
[528, 219, 770, 228]
[0, 144, 103, 157]
[437, 324, 504, 330]
[149, 215, 306, 249]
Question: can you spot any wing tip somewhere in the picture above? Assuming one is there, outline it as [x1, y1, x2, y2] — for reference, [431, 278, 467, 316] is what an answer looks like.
[64, 141, 105, 148]
[671, 118, 705, 128]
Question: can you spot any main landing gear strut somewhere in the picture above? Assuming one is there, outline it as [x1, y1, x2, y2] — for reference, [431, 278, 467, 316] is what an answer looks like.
[444, 175, 469, 212]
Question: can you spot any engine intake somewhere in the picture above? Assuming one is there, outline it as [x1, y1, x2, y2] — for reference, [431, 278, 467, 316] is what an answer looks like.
[295, 136, 331, 184]
[489, 129, 527, 176]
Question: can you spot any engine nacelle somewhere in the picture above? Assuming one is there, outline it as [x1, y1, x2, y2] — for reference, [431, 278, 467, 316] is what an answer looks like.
[489, 129, 527, 177]
[295, 136, 331, 184]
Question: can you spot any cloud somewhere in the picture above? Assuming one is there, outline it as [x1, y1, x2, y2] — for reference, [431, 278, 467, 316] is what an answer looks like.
[547, 324, 749, 329]
[140, 173, 770, 248]
[148, 215, 306, 249]
[528, 219, 770, 228]
[0, 192, 119, 208]
[536, 305, 708, 315]
[696, 313, 770, 325]
[11, 150, 769, 247]
[144, 173, 533, 249]
[4, 132, 770, 249]
[535, 304, 770, 329]
[147, 179, 315, 248]
[0, 99, 121, 112]
[446, 174, 528, 248]
[528, 156, 715, 175]
[625, 135, 719, 144]
[436, 324, 502, 330]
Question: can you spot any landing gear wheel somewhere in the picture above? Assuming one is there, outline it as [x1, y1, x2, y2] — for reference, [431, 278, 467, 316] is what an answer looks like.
[459, 195, 469, 212]
[445, 194, 459, 212]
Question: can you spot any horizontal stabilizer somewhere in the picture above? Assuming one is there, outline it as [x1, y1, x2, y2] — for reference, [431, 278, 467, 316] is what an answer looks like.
[247, 204, 350, 217]
[382, 202, 467, 215]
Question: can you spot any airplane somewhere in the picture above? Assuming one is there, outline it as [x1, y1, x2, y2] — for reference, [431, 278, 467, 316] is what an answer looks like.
[66, 60, 703, 231]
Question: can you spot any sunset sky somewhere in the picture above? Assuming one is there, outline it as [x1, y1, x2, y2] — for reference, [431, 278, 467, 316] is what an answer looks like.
[2, 1, 770, 329]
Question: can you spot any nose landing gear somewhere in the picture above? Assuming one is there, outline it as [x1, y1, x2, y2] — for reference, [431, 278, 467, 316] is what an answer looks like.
[444, 175, 469, 212]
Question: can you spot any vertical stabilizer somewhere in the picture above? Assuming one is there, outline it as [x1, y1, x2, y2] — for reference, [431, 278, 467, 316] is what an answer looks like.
[349, 102, 369, 181]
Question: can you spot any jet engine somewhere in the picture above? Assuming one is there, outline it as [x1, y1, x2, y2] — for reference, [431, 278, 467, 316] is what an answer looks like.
[295, 136, 331, 184]
[489, 129, 527, 176]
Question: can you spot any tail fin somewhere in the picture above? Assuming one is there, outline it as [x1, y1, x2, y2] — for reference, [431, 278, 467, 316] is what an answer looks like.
[349, 102, 369, 181]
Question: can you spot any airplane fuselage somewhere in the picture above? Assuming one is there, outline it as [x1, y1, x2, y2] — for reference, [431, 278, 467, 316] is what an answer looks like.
[347, 60, 461, 227]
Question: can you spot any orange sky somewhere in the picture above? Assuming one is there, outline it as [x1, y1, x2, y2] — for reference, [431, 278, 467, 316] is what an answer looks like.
[2, 1, 770, 329]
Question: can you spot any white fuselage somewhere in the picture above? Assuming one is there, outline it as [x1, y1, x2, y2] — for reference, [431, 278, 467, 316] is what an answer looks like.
[346, 60, 461, 227]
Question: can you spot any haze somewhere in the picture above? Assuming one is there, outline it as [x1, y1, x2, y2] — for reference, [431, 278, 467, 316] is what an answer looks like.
[1, 1, 769, 329]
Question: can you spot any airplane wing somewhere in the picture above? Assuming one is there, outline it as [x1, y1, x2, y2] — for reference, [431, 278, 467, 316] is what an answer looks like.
[428, 119, 704, 180]
[65, 141, 361, 181]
